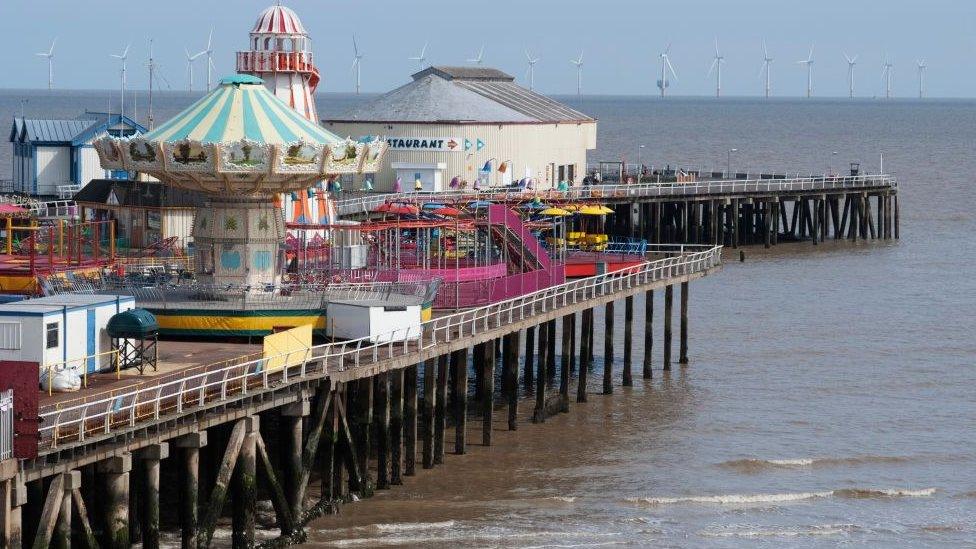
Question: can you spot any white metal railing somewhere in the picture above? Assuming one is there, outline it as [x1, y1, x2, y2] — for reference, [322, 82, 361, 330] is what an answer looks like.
[56, 183, 82, 200]
[0, 389, 13, 461]
[31, 199, 78, 219]
[36, 244, 721, 450]
[335, 175, 896, 216]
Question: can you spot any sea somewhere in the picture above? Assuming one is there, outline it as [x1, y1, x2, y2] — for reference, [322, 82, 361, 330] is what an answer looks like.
[2, 90, 975, 547]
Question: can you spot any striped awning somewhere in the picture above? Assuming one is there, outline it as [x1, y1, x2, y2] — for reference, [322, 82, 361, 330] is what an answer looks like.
[142, 75, 341, 146]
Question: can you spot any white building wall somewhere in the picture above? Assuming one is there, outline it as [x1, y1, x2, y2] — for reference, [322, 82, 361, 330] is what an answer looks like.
[35, 145, 71, 196]
[323, 121, 597, 193]
[79, 146, 106, 184]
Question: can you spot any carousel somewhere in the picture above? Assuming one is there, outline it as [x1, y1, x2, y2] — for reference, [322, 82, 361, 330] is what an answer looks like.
[88, 75, 433, 337]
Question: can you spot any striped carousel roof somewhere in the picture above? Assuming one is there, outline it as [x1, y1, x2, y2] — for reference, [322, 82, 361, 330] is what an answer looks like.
[141, 75, 341, 145]
[251, 4, 306, 35]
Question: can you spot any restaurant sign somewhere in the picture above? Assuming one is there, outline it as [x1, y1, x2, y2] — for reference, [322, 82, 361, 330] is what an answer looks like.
[386, 137, 463, 152]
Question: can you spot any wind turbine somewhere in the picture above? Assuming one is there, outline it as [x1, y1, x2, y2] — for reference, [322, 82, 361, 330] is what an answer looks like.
[657, 43, 677, 97]
[797, 45, 814, 98]
[525, 50, 540, 91]
[203, 28, 215, 92]
[409, 42, 428, 69]
[881, 57, 893, 99]
[110, 44, 130, 118]
[351, 35, 363, 95]
[570, 51, 583, 104]
[760, 40, 773, 98]
[843, 53, 857, 98]
[36, 38, 56, 90]
[707, 38, 725, 97]
[184, 47, 205, 92]
[916, 59, 926, 99]
[467, 44, 485, 65]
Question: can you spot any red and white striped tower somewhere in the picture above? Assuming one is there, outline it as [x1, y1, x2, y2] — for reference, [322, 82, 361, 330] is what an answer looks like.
[237, 4, 321, 122]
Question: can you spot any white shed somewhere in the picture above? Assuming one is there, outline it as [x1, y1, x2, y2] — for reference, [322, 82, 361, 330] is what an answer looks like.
[326, 299, 422, 343]
[0, 295, 135, 381]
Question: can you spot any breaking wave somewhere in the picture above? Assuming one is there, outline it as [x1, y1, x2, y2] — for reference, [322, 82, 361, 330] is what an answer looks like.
[626, 487, 936, 506]
[700, 523, 856, 538]
[719, 455, 913, 472]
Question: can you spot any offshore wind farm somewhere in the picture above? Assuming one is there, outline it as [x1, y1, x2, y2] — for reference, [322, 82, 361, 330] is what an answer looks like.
[0, 0, 973, 548]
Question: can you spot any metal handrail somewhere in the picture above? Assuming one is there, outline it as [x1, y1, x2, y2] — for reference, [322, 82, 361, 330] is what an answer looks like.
[335, 175, 896, 216]
[0, 389, 13, 461]
[36, 244, 722, 450]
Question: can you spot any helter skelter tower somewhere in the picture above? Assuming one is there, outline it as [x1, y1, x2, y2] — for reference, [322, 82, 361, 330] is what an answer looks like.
[237, 3, 331, 225]
[237, 3, 320, 121]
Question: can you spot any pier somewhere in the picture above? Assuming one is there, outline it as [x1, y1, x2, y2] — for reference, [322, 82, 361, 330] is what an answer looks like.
[1, 244, 719, 548]
[335, 174, 899, 247]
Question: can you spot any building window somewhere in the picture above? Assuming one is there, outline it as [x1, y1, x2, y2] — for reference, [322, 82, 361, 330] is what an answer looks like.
[0, 322, 22, 350]
[45, 322, 59, 349]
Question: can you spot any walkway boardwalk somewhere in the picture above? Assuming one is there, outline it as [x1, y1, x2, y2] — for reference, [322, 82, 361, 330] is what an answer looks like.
[30, 245, 721, 476]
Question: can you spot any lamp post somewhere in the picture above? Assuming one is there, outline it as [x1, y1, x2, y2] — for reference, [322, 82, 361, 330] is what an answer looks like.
[727, 148, 737, 178]
[636, 144, 645, 182]
[828, 151, 838, 176]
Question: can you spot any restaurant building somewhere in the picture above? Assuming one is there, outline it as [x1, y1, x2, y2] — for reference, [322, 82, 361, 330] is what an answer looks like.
[324, 66, 596, 192]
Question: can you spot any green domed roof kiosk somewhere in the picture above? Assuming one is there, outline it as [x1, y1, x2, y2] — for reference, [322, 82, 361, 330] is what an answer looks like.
[107, 309, 159, 374]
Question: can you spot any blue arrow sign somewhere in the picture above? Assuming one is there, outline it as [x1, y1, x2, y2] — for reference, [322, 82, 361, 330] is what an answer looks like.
[476, 139, 485, 151]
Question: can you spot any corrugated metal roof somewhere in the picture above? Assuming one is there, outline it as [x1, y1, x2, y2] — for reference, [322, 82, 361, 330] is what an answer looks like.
[413, 66, 515, 82]
[10, 118, 96, 143]
[329, 74, 535, 124]
[455, 80, 592, 123]
[327, 66, 594, 124]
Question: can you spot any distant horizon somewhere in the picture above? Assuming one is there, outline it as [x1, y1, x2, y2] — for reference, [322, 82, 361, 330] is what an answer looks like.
[3, 88, 974, 102]
[3, 0, 972, 98]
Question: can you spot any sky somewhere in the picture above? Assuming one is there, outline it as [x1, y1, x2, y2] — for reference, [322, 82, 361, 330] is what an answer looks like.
[2, 0, 974, 98]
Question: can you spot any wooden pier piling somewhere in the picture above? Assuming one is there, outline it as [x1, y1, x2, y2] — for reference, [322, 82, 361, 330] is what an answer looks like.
[434, 355, 448, 464]
[679, 281, 689, 364]
[643, 290, 653, 378]
[623, 295, 634, 386]
[604, 301, 615, 395]
[560, 314, 572, 412]
[664, 285, 673, 370]
[482, 340, 495, 446]
[503, 331, 520, 430]
[422, 359, 436, 469]
[403, 365, 418, 477]
[452, 349, 469, 454]
[523, 326, 535, 390]
[390, 370, 404, 484]
[578, 308, 591, 403]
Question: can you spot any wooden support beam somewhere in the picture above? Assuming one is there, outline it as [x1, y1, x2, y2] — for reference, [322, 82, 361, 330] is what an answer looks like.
[664, 285, 673, 370]
[255, 433, 295, 536]
[374, 373, 391, 490]
[70, 489, 97, 549]
[643, 290, 654, 378]
[533, 325, 547, 423]
[569, 312, 577, 374]
[603, 301, 614, 394]
[577, 308, 591, 403]
[434, 354, 448, 465]
[523, 327, 535, 390]
[452, 349, 469, 454]
[894, 194, 900, 239]
[335, 396, 366, 495]
[623, 296, 633, 386]
[559, 315, 571, 411]
[320, 394, 337, 502]
[537, 322, 549, 382]
[281, 404, 306, 521]
[97, 454, 131, 549]
[679, 281, 689, 364]
[174, 433, 206, 549]
[199, 419, 246, 549]
[482, 339, 495, 445]
[33, 474, 64, 549]
[139, 444, 167, 549]
[422, 359, 436, 469]
[298, 383, 332, 505]
[53, 476, 70, 549]
[503, 331, 520, 430]
[546, 320, 557, 381]
[231, 417, 257, 549]
[402, 365, 418, 477]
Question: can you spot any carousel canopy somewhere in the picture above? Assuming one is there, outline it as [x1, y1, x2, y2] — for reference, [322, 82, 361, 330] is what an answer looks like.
[93, 75, 387, 193]
[143, 75, 340, 146]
